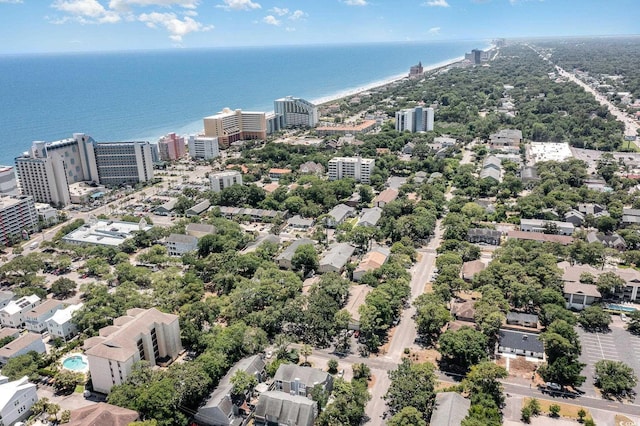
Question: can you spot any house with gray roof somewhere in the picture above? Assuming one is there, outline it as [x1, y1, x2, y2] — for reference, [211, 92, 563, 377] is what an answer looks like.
[273, 364, 333, 396]
[276, 239, 315, 269]
[586, 232, 626, 251]
[186, 223, 216, 238]
[287, 215, 314, 230]
[318, 243, 355, 274]
[154, 198, 177, 216]
[467, 228, 502, 245]
[622, 208, 640, 225]
[195, 355, 266, 426]
[430, 392, 471, 426]
[254, 392, 316, 426]
[520, 165, 539, 188]
[497, 329, 544, 359]
[357, 207, 382, 227]
[578, 203, 606, 216]
[241, 234, 280, 254]
[506, 312, 539, 329]
[325, 204, 355, 228]
[186, 200, 211, 217]
[0, 291, 14, 310]
[164, 233, 198, 256]
[480, 156, 503, 182]
[564, 210, 585, 227]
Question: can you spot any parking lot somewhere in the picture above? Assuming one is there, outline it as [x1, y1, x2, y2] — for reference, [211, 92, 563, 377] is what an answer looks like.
[577, 317, 640, 398]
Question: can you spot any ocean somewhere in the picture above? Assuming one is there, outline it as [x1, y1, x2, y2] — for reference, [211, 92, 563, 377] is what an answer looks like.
[0, 40, 484, 166]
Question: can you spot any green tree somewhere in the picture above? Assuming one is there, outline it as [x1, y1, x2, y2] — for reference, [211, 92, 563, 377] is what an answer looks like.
[527, 398, 541, 416]
[352, 363, 371, 381]
[230, 369, 258, 397]
[385, 359, 436, 422]
[577, 408, 587, 422]
[521, 406, 532, 423]
[51, 277, 77, 298]
[549, 403, 561, 417]
[53, 370, 84, 395]
[327, 359, 338, 374]
[594, 360, 638, 399]
[413, 294, 451, 345]
[596, 272, 625, 297]
[317, 378, 370, 426]
[388, 406, 427, 426]
[578, 306, 612, 332]
[627, 310, 640, 334]
[291, 244, 319, 276]
[300, 344, 313, 365]
[462, 362, 508, 407]
[60, 409, 71, 424]
[438, 326, 488, 372]
[0, 351, 42, 380]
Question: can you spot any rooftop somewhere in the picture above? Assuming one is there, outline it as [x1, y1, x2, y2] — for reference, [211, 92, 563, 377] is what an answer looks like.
[67, 402, 139, 426]
[498, 329, 544, 353]
[0, 376, 36, 412]
[0, 332, 43, 359]
[47, 303, 83, 326]
[63, 218, 152, 247]
[1, 295, 40, 316]
[345, 285, 373, 322]
[26, 299, 64, 317]
[430, 392, 471, 426]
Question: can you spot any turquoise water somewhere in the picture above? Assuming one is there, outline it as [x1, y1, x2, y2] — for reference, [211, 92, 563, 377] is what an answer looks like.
[0, 40, 484, 165]
[62, 355, 88, 371]
[607, 304, 637, 312]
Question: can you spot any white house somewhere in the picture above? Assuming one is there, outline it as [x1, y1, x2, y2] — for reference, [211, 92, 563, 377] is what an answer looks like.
[0, 295, 41, 328]
[163, 234, 199, 257]
[519, 218, 574, 236]
[46, 303, 83, 341]
[24, 299, 64, 333]
[0, 375, 38, 426]
[0, 333, 46, 364]
[497, 330, 544, 359]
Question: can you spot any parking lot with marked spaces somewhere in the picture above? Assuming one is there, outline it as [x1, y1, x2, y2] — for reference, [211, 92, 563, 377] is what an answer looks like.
[577, 321, 640, 398]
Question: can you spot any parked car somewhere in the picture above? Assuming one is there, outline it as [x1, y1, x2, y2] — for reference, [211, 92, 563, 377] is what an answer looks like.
[546, 382, 562, 391]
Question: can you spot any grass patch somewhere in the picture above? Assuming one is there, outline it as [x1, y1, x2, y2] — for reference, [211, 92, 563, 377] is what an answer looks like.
[523, 397, 592, 421]
[74, 384, 84, 393]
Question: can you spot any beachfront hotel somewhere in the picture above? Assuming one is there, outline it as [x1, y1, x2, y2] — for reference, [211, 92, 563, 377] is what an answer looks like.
[157, 133, 186, 161]
[328, 156, 375, 184]
[84, 308, 182, 394]
[203, 108, 267, 149]
[15, 134, 154, 206]
[188, 135, 220, 160]
[395, 106, 434, 133]
[274, 96, 319, 128]
[0, 195, 38, 246]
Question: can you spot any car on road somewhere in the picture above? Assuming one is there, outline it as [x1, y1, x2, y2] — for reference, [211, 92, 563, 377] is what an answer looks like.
[546, 382, 562, 391]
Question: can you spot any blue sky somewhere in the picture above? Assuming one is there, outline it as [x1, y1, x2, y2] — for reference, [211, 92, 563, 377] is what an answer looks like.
[0, 0, 637, 53]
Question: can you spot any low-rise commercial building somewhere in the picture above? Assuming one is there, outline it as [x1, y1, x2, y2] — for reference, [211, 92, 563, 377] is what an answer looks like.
[519, 219, 574, 236]
[62, 218, 152, 247]
[497, 330, 544, 359]
[210, 170, 243, 192]
[185, 200, 211, 217]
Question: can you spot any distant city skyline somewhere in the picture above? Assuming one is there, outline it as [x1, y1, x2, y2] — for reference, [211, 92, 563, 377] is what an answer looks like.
[0, 0, 638, 53]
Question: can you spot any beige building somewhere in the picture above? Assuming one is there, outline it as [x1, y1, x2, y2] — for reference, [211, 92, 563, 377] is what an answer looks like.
[84, 308, 182, 394]
[203, 108, 267, 148]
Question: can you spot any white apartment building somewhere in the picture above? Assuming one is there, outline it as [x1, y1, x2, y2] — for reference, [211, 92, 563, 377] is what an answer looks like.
[209, 170, 243, 192]
[0, 376, 38, 426]
[84, 308, 182, 394]
[93, 141, 153, 186]
[0, 195, 38, 246]
[395, 106, 434, 133]
[24, 299, 65, 333]
[0, 166, 18, 195]
[188, 135, 220, 160]
[0, 295, 41, 328]
[328, 157, 375, 184]
[46, 303, 83, 341]
[164, 234, 198, 257]
[274, 96, 319, 128]
[203, 108, 267, 148]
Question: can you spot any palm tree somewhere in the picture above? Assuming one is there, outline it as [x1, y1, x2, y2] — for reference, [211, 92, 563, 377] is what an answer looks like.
[300, 344, 313, 366]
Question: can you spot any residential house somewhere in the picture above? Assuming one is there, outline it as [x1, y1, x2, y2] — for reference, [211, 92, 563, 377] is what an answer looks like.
[254, 392, 316, 426]
[357, 207, 382, 227]
[414, 171, 428, 184]
[67, 403, 139, 426]
[584, 179, 610, 193]
[401, 142, 415, 155]
[0, 333, 45, 364]
[46, 303, 83, 341]
[373, 188, 398, 208]
[451, 300, 476, 322]
[273, 364, 333, 396]
[519, 219, 574, 236]
[318, 243, 356, 274]
[353, 246, 391, 281]
[164, 233, 198, 256]
[386, 176, 407, 190]
[24, 299, 64, 333]
[269, 168, 292, 181]
[195, 355, 266, 426]
[479, 156, 502, 182]
[564, 210, 585, 227]
[345, 192, 361, 208]
[621, 208, 640, 225]
[216, 206, 285, 222]
[185, 200, 211, 217]
[498, 330, 544, 359]
[186, 223, 216, 238]
[489, 129, 522, 152]
[241, 234, 281, 254]
[429, 392, 471, 426]
[578, 203, 606, 216]
[276, 239, 315, 269]
[344, 285, 373, 330]
[520, 166, 540, 188]
[0, 328, 19, 343]
[0, 295, 41, 328]
[461, 260, 486, 282]
[467, 228, 502, 245]
[154, 199, 177, 216]
[506, 312, 538, 329]
[287, 215, 314, 230]
[84, 308, 182, 394]
[299, 162, 324, 175]
[586, 232, 627, 250]
[0, 376, 38, 426]
[0, 291, 14, 309]
[506, 230, 574, 245]
[325, 204, 355, 228]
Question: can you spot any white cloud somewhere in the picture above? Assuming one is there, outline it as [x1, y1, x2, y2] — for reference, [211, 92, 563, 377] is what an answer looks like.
[139, 11, 212, 40]
[424, 0, 449, 7]
[269, 6, 288, 16]
[285, 27, 295, 32]
[344, 0, 367, 5]
[216, 0, 260, 11]
[51, 0, 121, 23]
[262, 14, 280, 26]
[0, 0, 24, 3]
[289, 9, 306, 20]
[428, 26, 441, 34]
[108, 0, 198, 11]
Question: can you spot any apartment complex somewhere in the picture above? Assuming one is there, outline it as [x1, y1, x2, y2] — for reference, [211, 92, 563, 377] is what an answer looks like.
[274, 96, 319, 128]
[188, 135, 220, 160]
[157, 133, 186, 161]
[327, 157, 375, 184]
[0, 195, 38, 246]
[84, 308, 182, 394]
[395, 106, 434, 133]
[203, 108, 267, 148]
[0, 166, 18, 195]
[209, 170, 243, 193]
[15, 134, 153, 206]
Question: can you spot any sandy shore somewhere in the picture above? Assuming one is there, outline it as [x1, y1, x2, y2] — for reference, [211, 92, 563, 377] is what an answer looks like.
[311, 55, 466, 107]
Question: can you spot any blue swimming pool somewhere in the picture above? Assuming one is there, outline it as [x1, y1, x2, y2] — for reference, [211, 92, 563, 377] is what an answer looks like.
[62, 355, 88, 372]
[606, 304, 637, 313]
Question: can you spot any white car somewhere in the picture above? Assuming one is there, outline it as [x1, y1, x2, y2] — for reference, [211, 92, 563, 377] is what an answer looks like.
[265, 350, 273, 359]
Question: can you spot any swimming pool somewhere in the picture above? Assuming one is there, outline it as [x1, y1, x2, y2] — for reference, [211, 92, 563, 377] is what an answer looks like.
[606, 304, 637, 313]
[61, 354, 89, 372]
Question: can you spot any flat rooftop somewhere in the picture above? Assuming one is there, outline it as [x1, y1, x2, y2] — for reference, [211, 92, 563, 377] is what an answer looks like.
[62, 219, 152, 247]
